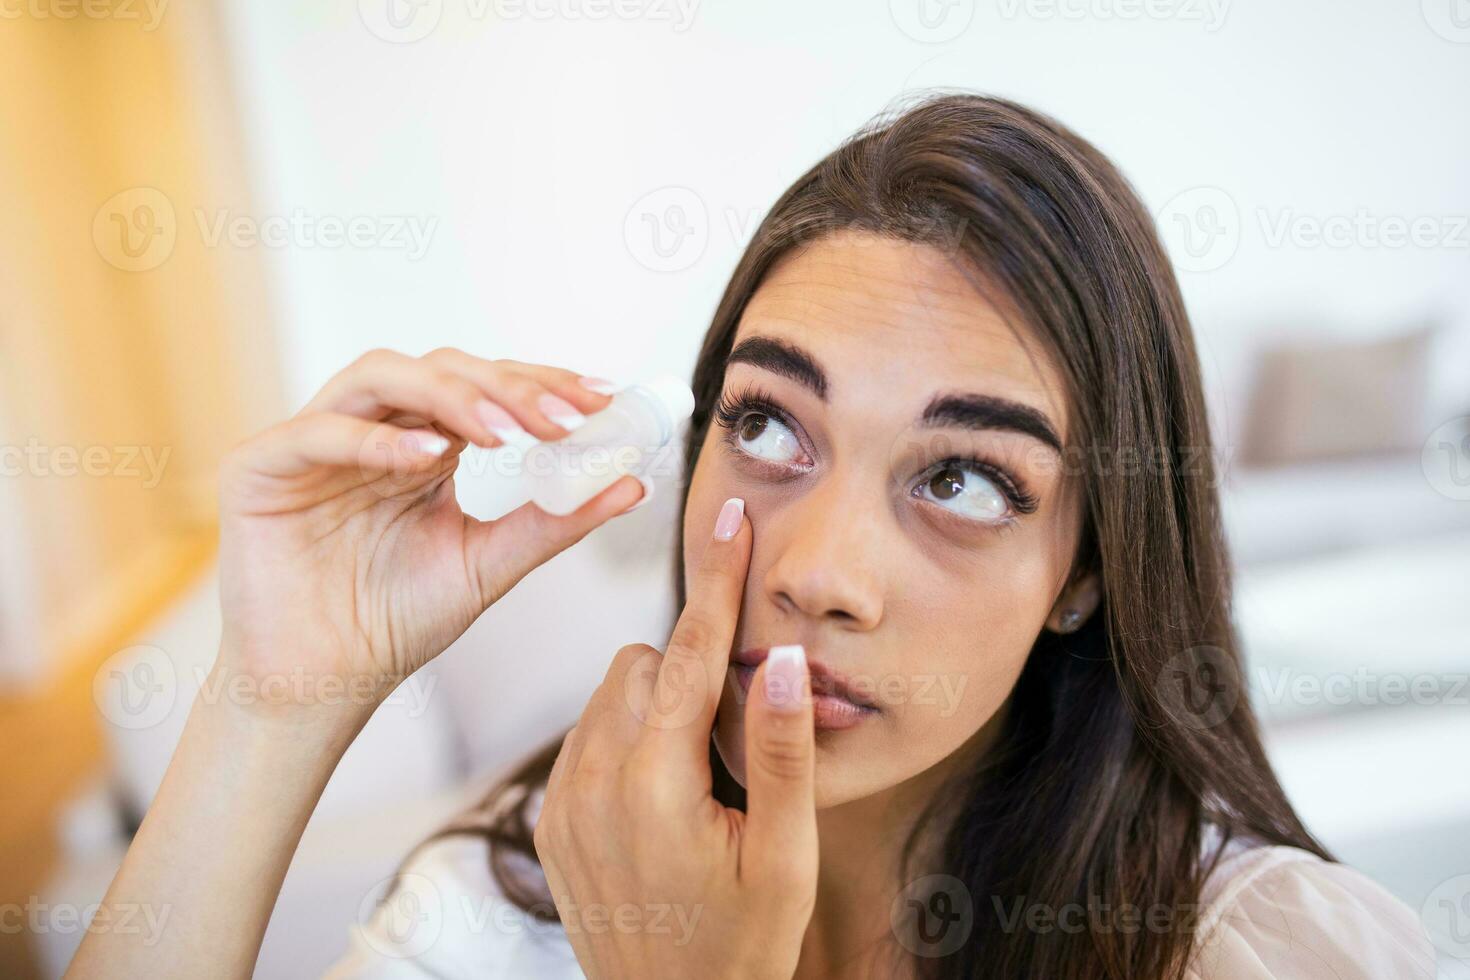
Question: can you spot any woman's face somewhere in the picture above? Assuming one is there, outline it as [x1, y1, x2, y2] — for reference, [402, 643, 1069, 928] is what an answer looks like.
[682, 231, 1092, 809]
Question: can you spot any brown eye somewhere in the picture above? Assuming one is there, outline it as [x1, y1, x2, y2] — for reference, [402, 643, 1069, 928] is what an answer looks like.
[731, 411, 801, 464]
[917, 461, 1008, 522]
[739, 414, 769, 442]
[929, 466, 965, 501]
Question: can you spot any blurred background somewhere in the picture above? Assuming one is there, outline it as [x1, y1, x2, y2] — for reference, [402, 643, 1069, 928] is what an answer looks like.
[2, 1, 1468, 976]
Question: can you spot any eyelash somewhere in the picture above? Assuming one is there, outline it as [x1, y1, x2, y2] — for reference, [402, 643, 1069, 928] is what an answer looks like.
[713, 384, 789, 443]
[712, 384, 1041, 519]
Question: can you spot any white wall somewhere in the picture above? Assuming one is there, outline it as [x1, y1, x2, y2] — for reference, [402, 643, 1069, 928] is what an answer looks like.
[216, 0, 1470, 433]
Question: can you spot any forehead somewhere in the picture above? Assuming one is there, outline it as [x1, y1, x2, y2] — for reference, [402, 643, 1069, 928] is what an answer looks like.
[733, 233, 1069, 441]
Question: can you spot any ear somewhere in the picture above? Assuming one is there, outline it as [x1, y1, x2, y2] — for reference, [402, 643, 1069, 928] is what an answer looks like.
[1046, 570, 1102, 634]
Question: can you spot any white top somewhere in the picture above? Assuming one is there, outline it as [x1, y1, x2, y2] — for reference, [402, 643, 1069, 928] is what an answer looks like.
[324, 831, 1437, 979]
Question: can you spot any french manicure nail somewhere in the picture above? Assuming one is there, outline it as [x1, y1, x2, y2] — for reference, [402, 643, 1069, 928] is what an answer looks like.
[476, 400, 536, 449]
[406, 431, 450, 457]
[764, 644, 807, 712]
[578, 376, 623, 396]
[713, 497, 744, 541]
[538, 393, 586, 431]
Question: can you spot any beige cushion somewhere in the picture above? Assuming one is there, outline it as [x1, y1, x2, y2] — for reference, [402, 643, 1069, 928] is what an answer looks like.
[1239, 326, 1435, 467]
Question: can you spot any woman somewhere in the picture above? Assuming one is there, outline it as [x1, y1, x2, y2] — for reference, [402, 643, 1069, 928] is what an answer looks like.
[68, 94, 1433, 979]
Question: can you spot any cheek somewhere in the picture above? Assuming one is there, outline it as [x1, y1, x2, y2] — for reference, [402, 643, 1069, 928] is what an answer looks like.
[680, 440, 727, 587]
[883, 556, 1051, 726]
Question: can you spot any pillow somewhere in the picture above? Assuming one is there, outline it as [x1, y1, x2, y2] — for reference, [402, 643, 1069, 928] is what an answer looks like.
[1238, 326, 1435, 467]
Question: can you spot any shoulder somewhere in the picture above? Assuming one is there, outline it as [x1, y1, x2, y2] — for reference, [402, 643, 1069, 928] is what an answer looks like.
[322, 834, 581, 980]
[1187, 835, 1437, 979]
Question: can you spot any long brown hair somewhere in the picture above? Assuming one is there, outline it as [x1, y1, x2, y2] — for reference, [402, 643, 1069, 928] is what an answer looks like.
[435, 92, 1328, 979]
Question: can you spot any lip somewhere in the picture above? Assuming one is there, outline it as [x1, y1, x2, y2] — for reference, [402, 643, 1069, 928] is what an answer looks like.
[729, 646, 879, 731]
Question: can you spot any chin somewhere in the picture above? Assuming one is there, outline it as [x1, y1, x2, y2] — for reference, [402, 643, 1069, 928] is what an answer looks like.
[712, 722, 891, 810]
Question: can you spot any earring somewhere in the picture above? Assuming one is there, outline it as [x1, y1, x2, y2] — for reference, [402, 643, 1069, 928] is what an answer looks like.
[1058, 609, 1083, 632]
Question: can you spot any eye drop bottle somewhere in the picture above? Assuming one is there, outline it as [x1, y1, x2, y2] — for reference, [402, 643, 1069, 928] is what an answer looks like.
[521, 375, 695, 516]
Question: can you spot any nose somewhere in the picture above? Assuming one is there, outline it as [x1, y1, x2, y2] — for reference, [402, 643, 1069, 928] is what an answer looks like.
[761, 477, 886, 631]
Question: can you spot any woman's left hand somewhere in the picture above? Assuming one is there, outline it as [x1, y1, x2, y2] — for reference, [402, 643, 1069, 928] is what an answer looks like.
[534, 498, 818, 980]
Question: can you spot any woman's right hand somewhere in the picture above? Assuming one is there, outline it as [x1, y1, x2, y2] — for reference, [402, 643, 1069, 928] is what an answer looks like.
[215, 347, 645, 728]
[70, 348, 647, 980]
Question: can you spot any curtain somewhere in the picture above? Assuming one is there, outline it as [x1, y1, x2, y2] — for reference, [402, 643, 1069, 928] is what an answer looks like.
[0, 7, 281, 974]
[0, 1, 282, 688]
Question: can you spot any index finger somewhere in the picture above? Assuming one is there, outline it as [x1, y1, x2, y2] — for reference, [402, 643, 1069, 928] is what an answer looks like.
[643, 497, 751, 745]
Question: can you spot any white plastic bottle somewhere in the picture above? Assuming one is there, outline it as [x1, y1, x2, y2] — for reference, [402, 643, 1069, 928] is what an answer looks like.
[520, 375, 695, 516]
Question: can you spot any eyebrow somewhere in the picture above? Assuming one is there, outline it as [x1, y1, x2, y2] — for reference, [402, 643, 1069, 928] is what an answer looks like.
[920, 393, 1063, 454]
[727, 336, 828, 400]
[727, 333, 1062, 453]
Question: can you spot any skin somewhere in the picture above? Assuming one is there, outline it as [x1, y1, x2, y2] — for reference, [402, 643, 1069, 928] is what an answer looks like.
[680, 233, 1101, 975]
[691, 233, 1094, 806]
[66, 233, 1101, 980]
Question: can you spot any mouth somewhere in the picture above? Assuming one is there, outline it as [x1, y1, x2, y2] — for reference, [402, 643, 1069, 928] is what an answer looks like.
[729, 646, 879, 732]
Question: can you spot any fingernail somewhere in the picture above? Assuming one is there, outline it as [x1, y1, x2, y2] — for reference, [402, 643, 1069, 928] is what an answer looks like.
[538, 393, 586, 431]
[621, 475, 655, 514]
[405, 431, 449, 458]
[764, 644, 807, 712]
[476, 400, 536, 450]
[578, 376, 622, 396]
[713, 497, 744, 541]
